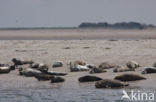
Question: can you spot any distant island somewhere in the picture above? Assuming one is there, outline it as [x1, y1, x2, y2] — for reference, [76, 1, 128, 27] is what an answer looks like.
[0, 22, 155, 30]
[79, 22, 155, 29]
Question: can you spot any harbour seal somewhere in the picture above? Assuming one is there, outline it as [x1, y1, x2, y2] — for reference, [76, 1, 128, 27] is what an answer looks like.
[52, 61, 63, 68]
[19, 67, 42, 77]
[89, 67, 107, 74]
[114, 74, 146, 82]
[99, 62, 116, 69]
[30, 63, 49, 72]
[34, 73, 54, 81]
[51, 77, 65, 83]
[38, 63, 49, 72]
[0, 67, 11, 74]
[43, 71, 67, 76]
[126, 61, 140, 69]
[12, 58, 33, 65]
[142, 67, 156, 74]
[79, 75, 102, 82]
[95, 79, 129, 88]
[113, 66, 135, 72]
[69, 62, 89, 72]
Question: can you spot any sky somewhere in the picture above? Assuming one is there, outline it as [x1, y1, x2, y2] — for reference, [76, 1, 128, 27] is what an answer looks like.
[0, 0, 156, 28]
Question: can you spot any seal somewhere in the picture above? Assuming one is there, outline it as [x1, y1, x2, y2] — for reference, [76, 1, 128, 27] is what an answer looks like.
[34, 73, 54, 81]
[99, 62, 116, 69]
[79, 75, 102, 82]
[30, 63, 49, 72]
[12, 58, 33, 65]
[126, 61, 140, 69]
[114, 73, 146, 82]
[69, 62, 89, 72]
[95, 79, 129, 88]
[52, 61, 63, 68]
[0, 67, 11, 74]
[113, 66, 135, 72]
[142, 67, 156, 74]
[19, 67, 42, 77]
[90, 67, 107, 74]
[51, 77, 65, 83]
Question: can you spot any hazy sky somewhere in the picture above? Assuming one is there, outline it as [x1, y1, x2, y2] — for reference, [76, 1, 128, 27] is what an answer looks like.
[0, 0, 156, 28]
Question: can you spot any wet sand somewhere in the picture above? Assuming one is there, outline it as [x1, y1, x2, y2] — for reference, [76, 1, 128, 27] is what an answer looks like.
[0, 29, 156, 101]
[0, 28, 156, 40]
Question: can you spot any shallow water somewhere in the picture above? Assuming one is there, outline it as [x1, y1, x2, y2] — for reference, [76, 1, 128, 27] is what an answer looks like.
[1, 86, 156, 102]
[0, 88, 125, 102]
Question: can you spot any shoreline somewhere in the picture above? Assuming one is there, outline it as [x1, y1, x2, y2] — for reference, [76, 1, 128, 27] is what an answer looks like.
[0, 29, 156, 40]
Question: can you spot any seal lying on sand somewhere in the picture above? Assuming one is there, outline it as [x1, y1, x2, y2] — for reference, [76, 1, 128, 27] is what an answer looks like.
[79, 75, 102, 82]
[126, 61, 140, 69]
[38, 63, 49, 72]
[142, 67, 156, 74]
[90, 67, 107, 74]
[52, 61, 63, 68]
[51, 77, 65, 83]
[30, 63, 49, 72]
[34, 73, 54, 81]
[69, 62, 89, 72]
[114, 73, 146, 82]
[99, 62, 116, 69]
[95, 79, 129, 88]
[12, 58, 33, 65]
[19, 67, 42, 77]
[0, 67, 12, 74]
[43, 71, 67, 76]
[113, 66, 135, 72]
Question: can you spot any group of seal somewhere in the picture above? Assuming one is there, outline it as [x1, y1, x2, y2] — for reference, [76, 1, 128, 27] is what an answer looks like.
[1, 58, 156, 89]
[78, 73, 146, 88]
[69, 61, 140, 74]
[0, 58, 67, 83]
[73, 60, 156, 88]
